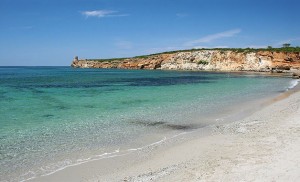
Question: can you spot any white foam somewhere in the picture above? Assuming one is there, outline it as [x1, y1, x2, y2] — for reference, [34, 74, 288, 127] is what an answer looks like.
[21, 131, 195, 182]
[127, 137, 167, 151]
[19, 171, 36, 182]
[22, 138, 167, 181]
[287, 79, 299, 90]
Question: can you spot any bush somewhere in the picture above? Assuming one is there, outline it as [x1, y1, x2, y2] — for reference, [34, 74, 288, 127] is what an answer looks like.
[85, 47, 300, 62]
[197, 60, 209, 65]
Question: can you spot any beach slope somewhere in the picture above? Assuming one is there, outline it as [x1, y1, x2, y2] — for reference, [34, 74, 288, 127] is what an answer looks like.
[32, 90, 300, 182]
[121, 91, 300, 182]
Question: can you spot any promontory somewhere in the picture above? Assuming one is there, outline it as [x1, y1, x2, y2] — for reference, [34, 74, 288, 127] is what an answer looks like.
[71, 48, 300, 76]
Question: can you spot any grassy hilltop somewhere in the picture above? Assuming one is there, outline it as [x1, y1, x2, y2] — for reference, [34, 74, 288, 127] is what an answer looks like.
[85, 46, 300, 62]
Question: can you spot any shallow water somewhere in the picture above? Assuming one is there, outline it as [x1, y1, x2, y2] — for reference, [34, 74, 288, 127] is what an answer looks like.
[0, 67, 293, 181]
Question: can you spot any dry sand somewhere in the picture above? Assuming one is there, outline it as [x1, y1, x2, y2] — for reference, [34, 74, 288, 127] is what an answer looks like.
[32, 89, 300, 182]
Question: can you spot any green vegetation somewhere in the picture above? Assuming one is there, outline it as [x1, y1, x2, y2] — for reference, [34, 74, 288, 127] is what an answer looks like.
[85, 53, 163, 62]
[197, 60, 209, 65]
[86, 58, 128, 62]
[85, 46, 300, 62]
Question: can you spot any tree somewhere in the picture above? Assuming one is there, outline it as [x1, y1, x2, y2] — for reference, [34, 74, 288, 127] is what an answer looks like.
[267, 46, 272, 49]
[282, 43, 291, 48]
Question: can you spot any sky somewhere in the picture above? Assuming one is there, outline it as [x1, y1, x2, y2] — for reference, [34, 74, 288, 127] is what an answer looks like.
[0, 0, 300, 66]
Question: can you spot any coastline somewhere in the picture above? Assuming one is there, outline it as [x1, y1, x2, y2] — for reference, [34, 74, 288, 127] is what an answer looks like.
[30, 83, 300, 181]
[71, 49, 300, 77]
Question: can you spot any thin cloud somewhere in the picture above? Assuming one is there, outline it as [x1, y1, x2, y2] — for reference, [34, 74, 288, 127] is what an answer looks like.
[143, 46, 183, 55]
[185, 29, 241, 46]
[21, 26, 33, 30]
[194, 45, 229, 49]
[81, 10, 128, 18]
[244, 45, 267, 48]
[274, 38, 300, 46]
[115, 41, 133, 50]
[275, 39, 293, 46]
[9, 26, 33, 30]
[176, 13, 188, 18]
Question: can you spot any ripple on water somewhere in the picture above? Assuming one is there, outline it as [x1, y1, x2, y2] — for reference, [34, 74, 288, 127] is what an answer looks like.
[0, 67, 293, 181]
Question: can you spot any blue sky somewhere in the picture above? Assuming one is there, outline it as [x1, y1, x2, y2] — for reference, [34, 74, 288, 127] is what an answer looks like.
[0, 0, 299, 66]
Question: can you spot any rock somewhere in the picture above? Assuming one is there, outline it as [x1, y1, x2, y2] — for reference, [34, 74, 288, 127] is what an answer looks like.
[291, 69, 300, 79]
[71, 50, 300, 74]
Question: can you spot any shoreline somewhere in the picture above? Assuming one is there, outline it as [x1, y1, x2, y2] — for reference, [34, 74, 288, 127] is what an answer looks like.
[29, 82, 300, 181]
[71, 49, 300, 76]
[2, 68, 294, 182]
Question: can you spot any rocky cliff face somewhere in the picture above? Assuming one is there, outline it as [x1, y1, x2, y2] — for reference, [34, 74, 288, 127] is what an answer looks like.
[71, 50, 300, 73]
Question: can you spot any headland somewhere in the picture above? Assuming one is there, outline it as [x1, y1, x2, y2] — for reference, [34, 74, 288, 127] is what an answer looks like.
[71, 47, 300, 77]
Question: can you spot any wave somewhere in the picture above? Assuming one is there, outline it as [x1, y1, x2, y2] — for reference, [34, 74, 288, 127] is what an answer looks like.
[20, 131, 191, 182]
[287, 79, 300, 90]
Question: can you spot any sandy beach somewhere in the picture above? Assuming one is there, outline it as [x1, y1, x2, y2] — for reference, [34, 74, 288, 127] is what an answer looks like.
[31, 87, 300, 182]
[2, 0, 300, 181]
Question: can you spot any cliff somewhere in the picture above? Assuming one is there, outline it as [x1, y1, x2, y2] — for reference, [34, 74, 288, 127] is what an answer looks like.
[71, 49, 300, 75]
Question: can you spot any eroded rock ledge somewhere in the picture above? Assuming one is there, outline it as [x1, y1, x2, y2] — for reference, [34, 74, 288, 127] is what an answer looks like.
[71, 50, 300, 75]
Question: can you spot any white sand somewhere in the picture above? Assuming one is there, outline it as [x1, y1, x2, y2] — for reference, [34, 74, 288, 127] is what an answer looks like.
[32, 90, 300, 182]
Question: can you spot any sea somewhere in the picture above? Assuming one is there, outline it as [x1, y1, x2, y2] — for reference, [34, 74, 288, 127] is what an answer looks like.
[0, 67, 297, 181]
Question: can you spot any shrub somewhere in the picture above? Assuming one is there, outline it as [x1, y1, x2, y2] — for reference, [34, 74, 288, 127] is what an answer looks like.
[85, 47, 300, 62]
[197, 60, 209, 65]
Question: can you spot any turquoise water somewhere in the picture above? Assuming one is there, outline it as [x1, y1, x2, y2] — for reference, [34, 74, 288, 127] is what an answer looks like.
[0, 67, 294, 181]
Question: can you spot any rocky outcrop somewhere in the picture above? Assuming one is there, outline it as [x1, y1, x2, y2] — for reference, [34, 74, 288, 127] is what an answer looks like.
[71, 50, 300, 73]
